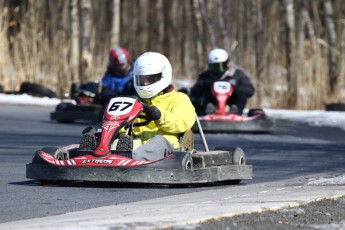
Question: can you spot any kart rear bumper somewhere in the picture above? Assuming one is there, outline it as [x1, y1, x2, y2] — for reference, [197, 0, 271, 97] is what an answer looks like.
[195, 118, 274, 133]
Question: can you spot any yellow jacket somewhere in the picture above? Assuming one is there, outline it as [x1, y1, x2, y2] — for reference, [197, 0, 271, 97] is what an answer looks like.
[133, 89, 196, 148]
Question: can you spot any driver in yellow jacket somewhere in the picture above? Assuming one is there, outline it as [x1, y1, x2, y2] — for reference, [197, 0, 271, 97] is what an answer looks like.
[131, 52, 196, 161]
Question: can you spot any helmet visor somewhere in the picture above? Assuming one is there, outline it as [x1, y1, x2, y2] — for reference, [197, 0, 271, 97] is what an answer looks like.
[208, 60, 228, 73]
[135, 73, 162, 86]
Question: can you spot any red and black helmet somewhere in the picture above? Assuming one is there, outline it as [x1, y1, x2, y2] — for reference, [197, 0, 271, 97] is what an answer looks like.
[109, 47, 131, 69]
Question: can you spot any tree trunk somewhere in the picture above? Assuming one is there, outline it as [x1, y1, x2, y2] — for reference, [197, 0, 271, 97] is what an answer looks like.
[199, 0, 216, 48]
[216, 0, 229, 51]
[254, 0, 264, 106]
[70, 0, 79, 83]
[0, 1, 16, 91]
[110, 0, 120, 47]
[323, 0, 338, 97]
[79, 0, 92, 83]
[191, 0, 203, 74]
[283, 0, 298, 108]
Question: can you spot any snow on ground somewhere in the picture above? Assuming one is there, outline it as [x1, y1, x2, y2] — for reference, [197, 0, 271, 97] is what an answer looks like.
[0, 92, 344, 185]
[264, 108, 345, 131]
[1, 92, 345, 130]
[0, 93, 61, 107]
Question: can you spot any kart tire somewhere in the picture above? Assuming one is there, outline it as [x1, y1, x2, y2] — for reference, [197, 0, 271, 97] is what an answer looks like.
[54, 103, 75, 123]
[32, 147, 69, 164]
[232, 147, 246, 165]
[182, 155, 193, 170]
[325, 103, 345, 111]
[19, 82, 56, 98]
[248, 108, 264, 117]
[214, 146, 244, 185]
[55, 102, 75, 112]
[173, 151, 193, 170]
[213, 146, 246, 165]
[32, 147, 59, 164]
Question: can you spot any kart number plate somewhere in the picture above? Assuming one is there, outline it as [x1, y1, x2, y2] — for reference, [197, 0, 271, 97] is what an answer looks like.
[107, 97, 136, 116]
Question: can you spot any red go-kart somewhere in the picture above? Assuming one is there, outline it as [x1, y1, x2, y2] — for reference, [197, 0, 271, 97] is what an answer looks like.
[26, 97, 252, 185]
[195, 81, 274, 133]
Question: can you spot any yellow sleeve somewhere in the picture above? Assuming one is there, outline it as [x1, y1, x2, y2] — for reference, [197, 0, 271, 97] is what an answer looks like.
[156, 92, 195, 134]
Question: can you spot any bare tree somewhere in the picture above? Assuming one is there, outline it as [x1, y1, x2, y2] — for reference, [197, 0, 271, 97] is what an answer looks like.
[323, 0, 338, 98]
[254, 0, 264, 105]
[79, 0, 92, 83]
[0, 1, 16, 90]
[70, 0, 79, 84]
[199, 0, 216, 48]
[3, 0, 345, 109]
[216, 0, 229, 51]
[110, 0, 120, 47]
[283, 0, 298, 108]
[191, 0, 204, 74]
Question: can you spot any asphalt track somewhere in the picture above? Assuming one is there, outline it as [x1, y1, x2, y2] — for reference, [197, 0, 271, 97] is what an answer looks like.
[0, 104, 344, 229]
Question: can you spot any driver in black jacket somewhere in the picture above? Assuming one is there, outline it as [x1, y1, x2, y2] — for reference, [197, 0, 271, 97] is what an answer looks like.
[190, 48, 255, 115]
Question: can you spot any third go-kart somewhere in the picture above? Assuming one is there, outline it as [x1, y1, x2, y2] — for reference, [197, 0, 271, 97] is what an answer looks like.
[195, 81, 274, 133]
[27, 96, 252, 185]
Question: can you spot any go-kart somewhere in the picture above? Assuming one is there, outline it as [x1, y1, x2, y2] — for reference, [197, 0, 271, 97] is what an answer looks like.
[50, 81, 103, 123]
[194, 81, 274, 133]
[26, 97, 252, 185]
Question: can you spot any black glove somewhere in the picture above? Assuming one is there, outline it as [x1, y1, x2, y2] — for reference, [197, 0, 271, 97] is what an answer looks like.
[143, 104, 161, 121]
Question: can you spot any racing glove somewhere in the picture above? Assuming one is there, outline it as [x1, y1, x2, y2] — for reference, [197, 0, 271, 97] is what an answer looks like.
[229, 79, 237, 86]
[143, 104, 161, 121]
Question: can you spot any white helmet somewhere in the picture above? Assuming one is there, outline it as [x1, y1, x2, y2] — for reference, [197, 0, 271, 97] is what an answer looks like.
[133, 52, 172, 99]
[207, 48, 229, 73]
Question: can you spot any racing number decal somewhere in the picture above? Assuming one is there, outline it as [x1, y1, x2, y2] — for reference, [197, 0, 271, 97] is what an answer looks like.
[106, 97, 136, 116]
[109, 101, 133, 112]
[213, 81, 231, 93]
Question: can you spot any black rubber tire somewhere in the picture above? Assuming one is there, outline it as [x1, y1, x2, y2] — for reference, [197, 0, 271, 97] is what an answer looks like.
[214, 146, 246, 165]
[213, 146, 245, 185]
[19, 82, 56, 98]
[116, 134, 133, 151]
[54, 103, 75, 123]
[247, 108, 264, 117]
[32, 147, 59, 164]
[232, 147, 246, 165]
[182, 155, 193, 170]
[325, 103, 345, 111]
[55, 102, 75, 112]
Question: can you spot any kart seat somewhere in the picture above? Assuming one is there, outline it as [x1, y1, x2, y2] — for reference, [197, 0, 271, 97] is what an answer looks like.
[179, 129, 194, 151]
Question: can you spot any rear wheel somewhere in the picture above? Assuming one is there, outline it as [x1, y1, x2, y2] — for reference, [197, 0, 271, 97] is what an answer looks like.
[232, 148, 246, 165]
[214, 146, 246, 165]
[54, 103, 75, 123]
[247, 108, 264, 117]
[214, 146, 245, 185]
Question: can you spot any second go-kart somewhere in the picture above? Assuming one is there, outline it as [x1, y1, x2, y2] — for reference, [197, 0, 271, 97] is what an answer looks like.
[50, 81, 103, 123]
[194, 81, 274, 133]
[27, 97, 252, 185]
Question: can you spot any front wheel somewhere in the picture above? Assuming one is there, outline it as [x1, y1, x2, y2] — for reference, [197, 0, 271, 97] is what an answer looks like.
[32, 147, 69, 164]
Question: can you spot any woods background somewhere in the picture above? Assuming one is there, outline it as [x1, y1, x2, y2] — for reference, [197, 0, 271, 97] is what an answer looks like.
[0, 0, 344, 110]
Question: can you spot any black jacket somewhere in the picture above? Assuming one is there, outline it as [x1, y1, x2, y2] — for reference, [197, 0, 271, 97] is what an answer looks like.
[190, 68, 255, 99]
